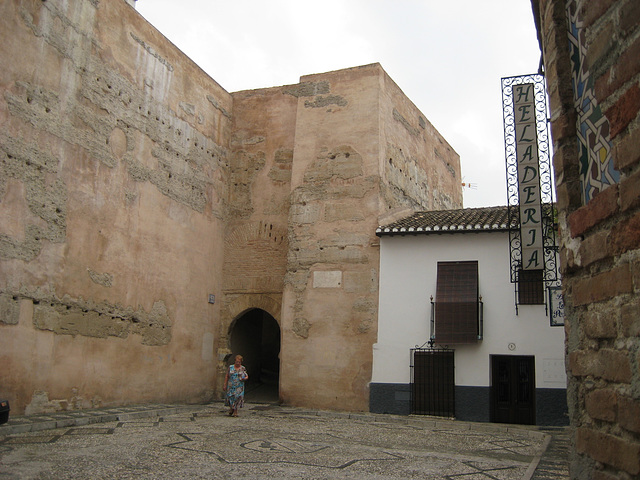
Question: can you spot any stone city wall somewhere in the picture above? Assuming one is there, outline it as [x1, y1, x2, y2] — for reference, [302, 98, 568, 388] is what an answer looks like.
[279, 65, 462, 411]
[0, 1, 463, 415]
[380, 70, 461, 215]
[0, 0, 230, 413]
[222, 85, 297, 294]
[281, 65, 384, 411]
[217, 85, 298, 387]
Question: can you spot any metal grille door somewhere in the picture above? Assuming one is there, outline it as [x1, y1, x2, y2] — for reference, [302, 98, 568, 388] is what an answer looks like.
[411, 348, 455, 417]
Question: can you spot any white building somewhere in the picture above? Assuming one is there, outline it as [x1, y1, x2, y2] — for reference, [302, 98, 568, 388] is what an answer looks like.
[371, 206, 567, 426]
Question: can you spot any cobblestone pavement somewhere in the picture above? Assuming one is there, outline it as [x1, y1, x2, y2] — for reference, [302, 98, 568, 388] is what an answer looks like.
[530, 427, 571, 479]
[0, 402, 569, 479]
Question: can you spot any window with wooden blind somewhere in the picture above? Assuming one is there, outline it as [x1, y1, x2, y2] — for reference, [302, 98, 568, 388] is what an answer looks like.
[518, 269, 545, 305]
[434, 261, 479, 344]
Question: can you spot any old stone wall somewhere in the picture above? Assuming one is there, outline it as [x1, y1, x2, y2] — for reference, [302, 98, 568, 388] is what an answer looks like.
[222, 86, 296, 293]
[279, 66, 382, 411]
[0, 0, 231, 413]
[380, 71, 462, 214]
[217, 85, 298, 382]
[533, 0, 640, 477]
[279, 64, 462, 411]
[1, 1, 463, 416]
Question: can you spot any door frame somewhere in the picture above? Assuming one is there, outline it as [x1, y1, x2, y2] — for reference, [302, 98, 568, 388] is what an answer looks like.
[490, 354, 536, 425]
[410, 348, 455, 417]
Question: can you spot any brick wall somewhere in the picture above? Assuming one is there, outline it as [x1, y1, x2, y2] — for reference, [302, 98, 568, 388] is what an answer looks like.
[532, 0, 640, 477]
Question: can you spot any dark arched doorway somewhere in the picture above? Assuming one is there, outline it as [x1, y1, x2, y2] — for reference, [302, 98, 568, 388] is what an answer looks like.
[229, 308, 280, 403]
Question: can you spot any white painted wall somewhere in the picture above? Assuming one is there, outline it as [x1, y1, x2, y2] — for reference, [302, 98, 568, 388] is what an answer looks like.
[373, 231, 566, 389]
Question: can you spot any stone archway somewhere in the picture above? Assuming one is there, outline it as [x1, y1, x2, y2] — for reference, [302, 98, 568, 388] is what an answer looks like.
[228, 308, 280, 403]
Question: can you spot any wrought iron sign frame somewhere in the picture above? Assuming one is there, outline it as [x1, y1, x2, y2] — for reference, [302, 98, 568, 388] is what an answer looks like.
[502, 74, 561, 319]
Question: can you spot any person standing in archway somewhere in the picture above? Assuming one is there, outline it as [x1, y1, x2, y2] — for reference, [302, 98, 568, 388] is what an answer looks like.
[223, 355, 248, 417]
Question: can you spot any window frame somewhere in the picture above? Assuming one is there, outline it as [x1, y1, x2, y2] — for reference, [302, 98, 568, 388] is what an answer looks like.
[517, 268, 545, 305]
[434, 260, 480, 344]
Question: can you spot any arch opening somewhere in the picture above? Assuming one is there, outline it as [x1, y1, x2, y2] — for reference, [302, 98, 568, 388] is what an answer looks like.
[228, 308, 280, 403]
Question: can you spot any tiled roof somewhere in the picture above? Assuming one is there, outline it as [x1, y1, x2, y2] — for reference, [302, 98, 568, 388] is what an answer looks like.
[376, 206, 516, 236]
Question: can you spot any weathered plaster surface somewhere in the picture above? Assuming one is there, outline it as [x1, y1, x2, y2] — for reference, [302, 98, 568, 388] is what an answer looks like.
[1, 2, 461, 416]
[0, 0, 229, 413]
[278, 64, 460, 412]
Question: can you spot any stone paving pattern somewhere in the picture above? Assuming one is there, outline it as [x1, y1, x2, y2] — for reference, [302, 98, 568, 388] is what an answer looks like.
[0, 402, 569, 479]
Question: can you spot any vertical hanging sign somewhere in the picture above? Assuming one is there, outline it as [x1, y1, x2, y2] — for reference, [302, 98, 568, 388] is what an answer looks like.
[513, 83, 543, 270]
[502, 74, 557, 286]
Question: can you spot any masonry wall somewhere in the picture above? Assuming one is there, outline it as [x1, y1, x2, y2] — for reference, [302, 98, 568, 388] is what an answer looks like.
[379, 71, 462, 214]
[279, 64, 462, 412]
[0, 0, 231, 414]
[279, 65, 384, 411]
[0, 1, 463, 416]
[216, 85, 298, 385]
[533, 0, 640, 477]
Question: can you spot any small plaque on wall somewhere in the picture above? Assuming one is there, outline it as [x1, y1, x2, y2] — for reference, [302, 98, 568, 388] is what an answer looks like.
[549, 286, 564, 326]
[313, 271, 342, 288]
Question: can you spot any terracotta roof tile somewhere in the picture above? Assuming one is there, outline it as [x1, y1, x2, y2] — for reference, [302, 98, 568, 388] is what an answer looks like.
[376, 206, 516, 235]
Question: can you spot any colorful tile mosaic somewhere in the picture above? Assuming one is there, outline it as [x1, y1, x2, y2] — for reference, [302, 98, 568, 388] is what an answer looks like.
[566, 0, 620, 204]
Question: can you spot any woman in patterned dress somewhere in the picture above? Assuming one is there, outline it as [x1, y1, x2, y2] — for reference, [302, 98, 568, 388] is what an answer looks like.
[223, 355, 248, 417]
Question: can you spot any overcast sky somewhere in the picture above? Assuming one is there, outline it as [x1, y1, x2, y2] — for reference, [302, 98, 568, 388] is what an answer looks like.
[136, 1, 541, 208]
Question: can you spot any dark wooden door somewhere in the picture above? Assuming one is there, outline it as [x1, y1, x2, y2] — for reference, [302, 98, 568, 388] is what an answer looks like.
[411, 349, 455, 417]
[491, 355, 536, 425]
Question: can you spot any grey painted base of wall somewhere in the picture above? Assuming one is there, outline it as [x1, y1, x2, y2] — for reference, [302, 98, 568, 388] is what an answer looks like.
[456, 386, 490, 423]
[369, 383, 568, 426]
[536, 388, 570, 426]
[369, 383, 411, 416]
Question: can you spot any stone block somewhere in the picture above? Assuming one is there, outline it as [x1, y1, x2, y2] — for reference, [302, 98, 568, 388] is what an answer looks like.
[290, 203, 321, 224]
[572, 264, 633, 306]
[583, 309, 617, 339]
[0, 293, 20, 325]
[578, 231, 609, 267]
[312, 271, 342, 288]
[585, 388, 617, 422]
[620, 301, 640, 337]
[97, 414, 118, 423]
[576, 427, 640, 475]
[618, 395, 640, 433]
[323, 203, 364, 222]
[55, 418, 78, 428]
[569, 348, 632, 383]
[30, 421, 57, 432]
[348, 413, 371, 422]
[600, 349, 633, 383]
[73, 416, 91, 426]
[4, 424, 32, 434]
[568, 350, 594, 377]
[343, 270, 376, 293]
